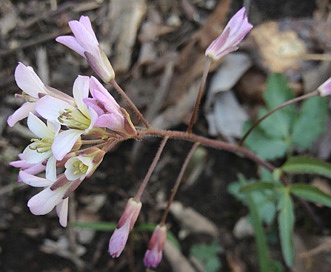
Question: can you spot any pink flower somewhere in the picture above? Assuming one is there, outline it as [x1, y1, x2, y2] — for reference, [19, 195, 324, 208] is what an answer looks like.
[19, 171, 70, 227]
[318, 77, 331, 96]
[36, 76, 98, 160]
[7, 63, 73, 127]
[108, 198, 142, 257]
[144, 224, 167, 268]
[205, 7, 253, 61]
[84, 76, 136, 136]
[56, 16, 115, 83]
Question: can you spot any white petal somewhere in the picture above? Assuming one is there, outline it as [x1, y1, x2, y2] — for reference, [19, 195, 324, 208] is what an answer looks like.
[52, 129, 82, 160]
[19, 171, 53, 187]
[35, 96, 74, 122]
[28, 187, 65, 215]
[73, 76, 89, 115]
[46, 156, 57, 181]
[56, 198, 69, 227]
[22, 143, 51, 163]
[15, 63, 47, 97]
[27, 112, 53, 138]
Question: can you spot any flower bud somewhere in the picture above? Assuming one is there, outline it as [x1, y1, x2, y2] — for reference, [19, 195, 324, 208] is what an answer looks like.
[144, 224, 167, 268]
[108, 198, 142, 257]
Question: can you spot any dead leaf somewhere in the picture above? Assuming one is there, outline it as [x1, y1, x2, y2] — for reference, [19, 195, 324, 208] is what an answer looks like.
[251, 21, 307, 73]
[164, 240, 196, 272]
[169, 201, 219, 238]
[107, 0, 147, 73]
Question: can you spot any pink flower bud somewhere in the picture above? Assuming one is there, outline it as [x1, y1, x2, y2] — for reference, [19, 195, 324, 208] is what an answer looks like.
[318, 77, 331, 96]
[144, 224, 167, 268]
[56, 16, 115, 83]
[205, 7, 253, 61]
[108, 198, 142, 257]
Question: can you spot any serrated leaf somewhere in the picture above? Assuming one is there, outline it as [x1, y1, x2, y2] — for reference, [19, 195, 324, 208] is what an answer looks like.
[240, 181, 278, 193]
[291, 96, 328, 149]
[290, 184, 331, 207]
[281, 156, 331, 179]
[278, 189, 295, 267]
[243, 124, 288, 160]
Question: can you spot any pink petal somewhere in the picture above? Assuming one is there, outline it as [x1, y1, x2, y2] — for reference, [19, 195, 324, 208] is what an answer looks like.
[27, 112, 53, 138]
[7, 102, 36, 127]
[28, 187, 65, 215]
[78, 16, 98, 41]
[56, 36, 85, 57]
[19, 171, 53, 187]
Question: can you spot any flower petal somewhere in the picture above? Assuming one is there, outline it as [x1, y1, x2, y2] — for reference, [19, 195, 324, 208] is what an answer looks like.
[7, 102, 36, 127]
[27, 112, 53, 138]
[52, 129, 82, 160]
[15, 62, 47, 97]
[28, 187, 66, 215]
[56, 198, 69, 227]
[73, 75, 89, 115]
[56, 35, 86, 57]
[19, 171, 53, 187]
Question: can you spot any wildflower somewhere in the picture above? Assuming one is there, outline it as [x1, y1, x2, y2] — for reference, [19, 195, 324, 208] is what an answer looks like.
[144, 224, 167, 268]
[318, 77, 331, 96]
[19, 171, 70, 227]
[85, 76, 136, 137]
[64, 147, 105, 181]
[36, 76, 98, 160]
[205, 7, 253, 61]
[22, 113, 60, 181]
[56, 16, 115, 83]
[7, 63, 73, 127]
[108, 198, 142, 257]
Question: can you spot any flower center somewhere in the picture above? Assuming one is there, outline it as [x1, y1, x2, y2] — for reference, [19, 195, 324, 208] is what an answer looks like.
[30, 138, 52, 153]
[58, 108, 90, 130]
[72, 160, 88, 175]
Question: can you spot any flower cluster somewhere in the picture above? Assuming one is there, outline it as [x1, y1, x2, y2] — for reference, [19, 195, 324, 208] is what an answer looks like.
[8, 62, 136, 227]
[7, 8, 254, 269]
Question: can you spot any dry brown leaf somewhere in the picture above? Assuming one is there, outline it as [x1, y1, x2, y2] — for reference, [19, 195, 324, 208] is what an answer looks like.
[169, 201, 219, 238]
[250, 21, 307, 73]
[164, 240, 196, 272]
[108, 0, 147, 74]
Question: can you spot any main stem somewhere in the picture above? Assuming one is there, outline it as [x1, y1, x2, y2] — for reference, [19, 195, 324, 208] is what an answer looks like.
[187, 58, 211, 134]
[110, 78, 150, 129]
[138, 128, 275, 173]
[239, 90, 319, 146]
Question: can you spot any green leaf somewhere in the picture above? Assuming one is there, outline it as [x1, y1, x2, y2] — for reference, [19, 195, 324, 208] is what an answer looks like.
[281, 156, 331, 179]
[291, 96, 328, 149]
[290, 184, 331, 208]
[243, 124, 288, 160]
[264, 73, 295, 109]
[277, 189, 295, 267]
[190, 242, 222, 272]
[240, 181, 278, 193]
[246, 188, 272, 272]
[262, 73, 296, 138]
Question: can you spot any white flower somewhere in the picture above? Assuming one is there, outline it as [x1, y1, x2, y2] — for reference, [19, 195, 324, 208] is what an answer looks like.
[22, 113, 60, 181]
[36, 76, 98, 160]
